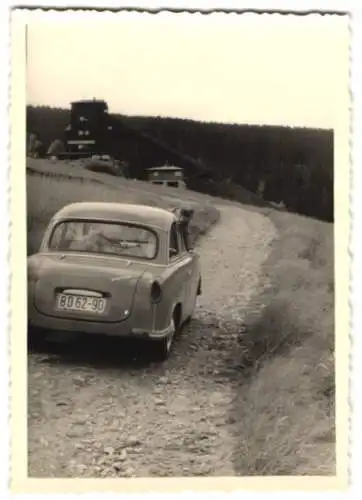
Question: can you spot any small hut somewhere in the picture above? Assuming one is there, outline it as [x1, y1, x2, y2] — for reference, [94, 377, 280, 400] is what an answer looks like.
[146, 166, 186, 189]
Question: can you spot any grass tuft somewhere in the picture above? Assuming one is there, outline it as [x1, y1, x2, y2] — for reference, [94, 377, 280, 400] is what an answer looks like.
[233, 210, 335, 475]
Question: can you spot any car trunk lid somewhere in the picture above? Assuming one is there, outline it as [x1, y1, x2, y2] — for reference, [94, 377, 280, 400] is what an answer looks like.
[32, 253, 149, 322]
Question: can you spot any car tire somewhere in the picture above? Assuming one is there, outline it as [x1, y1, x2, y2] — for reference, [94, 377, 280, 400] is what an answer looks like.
[151, 317, 176, 362]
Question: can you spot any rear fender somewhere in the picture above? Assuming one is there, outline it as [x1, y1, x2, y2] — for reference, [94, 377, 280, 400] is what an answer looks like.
[129, 272, 155, 331]
[152, 264, 188, 331]
[133, 273, 179, 333]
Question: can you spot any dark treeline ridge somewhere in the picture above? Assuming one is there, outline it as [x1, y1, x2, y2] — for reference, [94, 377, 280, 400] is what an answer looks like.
[27, 105, 334, 222]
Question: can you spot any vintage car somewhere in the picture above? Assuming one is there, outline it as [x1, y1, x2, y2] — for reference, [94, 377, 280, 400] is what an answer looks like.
[27, 202, 202, 361]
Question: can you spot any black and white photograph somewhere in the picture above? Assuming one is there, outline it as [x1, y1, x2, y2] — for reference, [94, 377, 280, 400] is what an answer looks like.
[8, 5, 350, 492]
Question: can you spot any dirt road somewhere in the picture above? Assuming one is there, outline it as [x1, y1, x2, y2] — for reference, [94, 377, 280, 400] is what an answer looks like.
[28, 204, 276, 477]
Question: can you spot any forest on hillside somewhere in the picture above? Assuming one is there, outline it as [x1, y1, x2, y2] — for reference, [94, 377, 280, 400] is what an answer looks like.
[26, 105, 334, 221]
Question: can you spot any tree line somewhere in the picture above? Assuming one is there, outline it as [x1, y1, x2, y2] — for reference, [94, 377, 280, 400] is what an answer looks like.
[26, 105, 334, 221]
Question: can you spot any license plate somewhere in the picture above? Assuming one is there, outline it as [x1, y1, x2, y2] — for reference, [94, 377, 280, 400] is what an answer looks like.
[56, 293, 107, 314]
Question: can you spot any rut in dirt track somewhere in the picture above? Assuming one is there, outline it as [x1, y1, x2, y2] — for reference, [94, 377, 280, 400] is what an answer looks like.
[28, 204, 276, 477]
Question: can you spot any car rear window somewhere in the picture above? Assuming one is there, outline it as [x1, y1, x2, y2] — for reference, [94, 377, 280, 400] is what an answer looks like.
[49, 220, 158, 260]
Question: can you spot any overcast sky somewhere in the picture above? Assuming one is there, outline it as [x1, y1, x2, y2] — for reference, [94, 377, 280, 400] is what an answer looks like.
[26, 11, 349, 129]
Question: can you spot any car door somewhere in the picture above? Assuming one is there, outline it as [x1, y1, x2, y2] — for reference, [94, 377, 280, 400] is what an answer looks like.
[176, 223, 199, 318]
[167, 222, 191, 319]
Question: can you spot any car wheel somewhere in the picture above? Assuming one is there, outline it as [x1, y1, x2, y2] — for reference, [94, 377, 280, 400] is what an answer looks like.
[151, 317, 176, 362]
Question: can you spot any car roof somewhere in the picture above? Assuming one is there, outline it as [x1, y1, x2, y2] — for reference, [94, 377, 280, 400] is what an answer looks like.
[53, 202, 176, 231]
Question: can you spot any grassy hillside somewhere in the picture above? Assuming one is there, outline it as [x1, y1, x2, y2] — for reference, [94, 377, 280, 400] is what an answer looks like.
[233, 211, 335, 475]
[26, 105, 334, 222]
[26, 158, 220, 256]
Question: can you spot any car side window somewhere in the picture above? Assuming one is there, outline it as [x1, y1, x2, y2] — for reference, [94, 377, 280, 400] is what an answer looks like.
[169, 223, 180, 259]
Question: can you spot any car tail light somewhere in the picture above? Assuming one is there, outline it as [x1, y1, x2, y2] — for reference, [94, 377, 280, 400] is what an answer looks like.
[150, 281, 162, 304]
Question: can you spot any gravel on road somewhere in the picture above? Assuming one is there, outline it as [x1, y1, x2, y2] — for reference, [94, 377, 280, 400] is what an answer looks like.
[28, 204, 276, 477]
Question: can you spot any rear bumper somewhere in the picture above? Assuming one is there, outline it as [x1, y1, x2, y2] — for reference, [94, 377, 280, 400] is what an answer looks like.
[28, 311, 173, 341]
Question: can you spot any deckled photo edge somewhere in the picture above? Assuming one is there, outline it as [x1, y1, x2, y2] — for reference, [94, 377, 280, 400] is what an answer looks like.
[9, 7, 350, 493]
